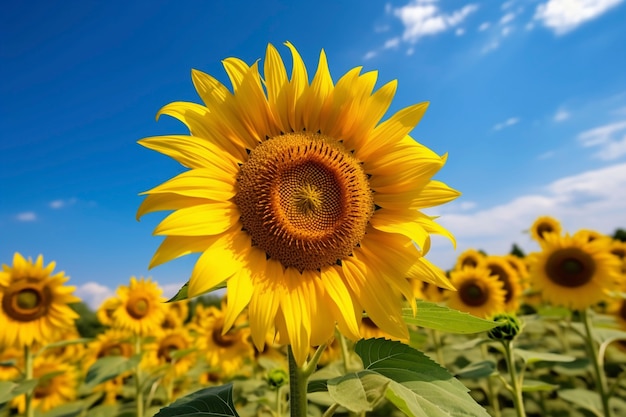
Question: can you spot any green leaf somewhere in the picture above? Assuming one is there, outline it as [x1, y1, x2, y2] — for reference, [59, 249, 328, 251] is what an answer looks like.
[36, 401, 85, 417]
[0, 379, 38, 403]
[403, 301, 499, 334]
[84, 355, 141, 388]
[352, 338, 489, 417]
[167, 281, 226, 302]
[514, 349, 575, 364]
[559, 389, 603, 417]
[455, 361, 496, 379]
[327, 370, 389, 413]
[40, 338, 92, 352]
[154, 383, 239, 417]
[521, 380, 559, 392]
[84, 404, 118, 417]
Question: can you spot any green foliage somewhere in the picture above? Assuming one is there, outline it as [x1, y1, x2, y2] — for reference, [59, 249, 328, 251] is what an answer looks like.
[84, 355, 141, 389]
[487, 313, 522, 341]
[509, 243, 525, 258]
[153, 384, 239, 417]
[402, 301, 499, 334]
[0, 380, 38, 404]
[70, 302, 105, 338]
[612, 228, 626, 242]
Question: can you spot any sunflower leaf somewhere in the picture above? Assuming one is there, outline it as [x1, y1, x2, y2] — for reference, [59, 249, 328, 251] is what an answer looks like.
[0, 379, 39, 404]
[454, 360, 496, 379]
[154, 383, 239, 417]
[521, 379, 560, 392]
[166, 281, 226, 302]
[84, 355, 141, 388]
[514, 349, 575, 364]
[40, 338, 92, 352]
[402, 301, 500, 334]
[330, 338, 490, 417]
[559, 389, 604, 417]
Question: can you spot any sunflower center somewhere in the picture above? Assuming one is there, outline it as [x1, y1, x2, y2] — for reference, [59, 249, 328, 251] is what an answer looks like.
[211, 326, 237, 348]
[99, 342, 132, 358]
[34, 378, 55, 399]
[459, 279, 489, 307]
[1, 281, 51, 322]
[461, 258, 478, 268]
[158, 335, 187, 362]
[235, 132, 374, 271]
[545, 248, 596, 288]
[537, 223, 554, 239]
[126, 297, 150, 319]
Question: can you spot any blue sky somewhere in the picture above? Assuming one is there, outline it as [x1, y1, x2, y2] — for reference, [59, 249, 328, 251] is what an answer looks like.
[2, 0, 625, 308]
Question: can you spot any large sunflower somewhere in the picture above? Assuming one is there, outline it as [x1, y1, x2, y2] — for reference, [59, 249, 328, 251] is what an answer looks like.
[528, 233, 621, 310]
[447, 266, 505, 318]
[138, 43, 459, 365]
[479, 255, 522, 313]
[0, 253, 79, 348]
[112, 277, 166, 336]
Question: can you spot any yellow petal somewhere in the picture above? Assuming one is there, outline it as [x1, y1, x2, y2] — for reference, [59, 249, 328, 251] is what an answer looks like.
[248, 259, 282, 351]
[149, 235, 212, 269]
[369, 209, 430, 252]
[137, 193, 209, 221]
[141, 168, 236, 201]
[302, 49, 333, 132]
[154, 202, 239, 236]
[408, 257, 456, 291]
[319, 267, 361, 339]
[280, 267, 311, 366]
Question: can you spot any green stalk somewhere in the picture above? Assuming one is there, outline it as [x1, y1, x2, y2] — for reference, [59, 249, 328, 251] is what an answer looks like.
[24, 345, 34, 417]
[502, 340, 526, 417]
[430, 329, 445, 366]
[288, 344, 327, 417]
[480, 343, 501, 417]
[581, 309, 612, 417]
[134, 335, 144, 417]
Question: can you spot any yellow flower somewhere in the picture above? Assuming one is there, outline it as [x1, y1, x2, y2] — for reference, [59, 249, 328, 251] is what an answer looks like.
[84, 328, 134, 370]
[138, 43, 459, 365]
[112, 277, 166, 336]
[447, 266, 506, 318]
[454, 248, 485, 271]
[144, 327, 195, 378]
[529, 215, 561, 242]
[0, 253, 79, 348]
[359, 317, 406, 342]
[479, 256, 522, 313]
[12, 355, 77, 413]
[574, 228, 611, 244]
[161, 300, 189, 330]
[528, 233, 621, 310]
[0, 346, 22, 381]
[97, 296, 122, 327]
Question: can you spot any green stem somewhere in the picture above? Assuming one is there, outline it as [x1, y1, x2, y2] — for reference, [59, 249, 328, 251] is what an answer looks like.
[24, 345, 34, 417]
[134, 335, 144, 417]
[276, 385, 282, 417]
[321, 403, 340, 417]
[288, 346, 308, 417]
[480, 343, 501, 417]
[502, 340, 526, 417]
[582, 309, 612, 417]
[430, 329, 445, 366]
[337, 332, 352, 374]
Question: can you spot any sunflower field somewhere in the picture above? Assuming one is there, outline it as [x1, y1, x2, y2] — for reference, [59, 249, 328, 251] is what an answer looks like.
[2, 44, 626, 417]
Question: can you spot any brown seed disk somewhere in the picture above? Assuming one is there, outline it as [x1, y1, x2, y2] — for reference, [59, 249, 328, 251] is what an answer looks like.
[235, 132, 374, 271]
[544, 247, 596, 288]
[459, 278, 490, 307]
[1, 280, 52, 322]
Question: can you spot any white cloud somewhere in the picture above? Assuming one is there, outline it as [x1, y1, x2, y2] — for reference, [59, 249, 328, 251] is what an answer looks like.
[500, 12, 516, 25]
[393, 0, 479, 43]
[478, 22, 490, 31]
[493, 117, 520, 131]
[502, 0, 515, 10]
[455, 27, 465, 36]
[578, 120, 626, 160]
[384, 37, 401, 49]
[534, 0, 624, 35]
[538, 150, 556, 159]
[501, 26, 513, 36]
[75, 282, 115, 310]
[481, 40, 500, 54]
[49, 198, 77, 209]
[427, 163, 626, 268]
[554, 109, 570, 122]
[16, 212, 37, 222]
[363, 50, 377, 60]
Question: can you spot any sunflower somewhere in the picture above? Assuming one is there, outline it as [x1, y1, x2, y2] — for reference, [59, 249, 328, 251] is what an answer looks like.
[138, 42, 459, 365]
[12, 355, 77, 413]
[161, 300, 189, 330]
[527, 233, 621, 310]
[454, 248, 485, 271]
[84, 328, 134, 369]
[144, 327, 196, 378]
[112, 276, 166, 336]
[479, 256, 522, 313]
[359, 316, 406, 341]
[447, 266, 505, 318]
[574, 228, 610, 244]
[529, 216, 561, 242]
[192, 305, 254, 379]
[0, 253, 80, 348]
[97, 296, 122, 327]
[0, 346, 22, 381]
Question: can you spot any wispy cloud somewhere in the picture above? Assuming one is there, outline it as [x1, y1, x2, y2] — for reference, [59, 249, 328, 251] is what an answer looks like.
[16, 211, 37, 222]
[578, 120, 626, 160]
[49, 198, 77, 209]
[537, 150, 556, 159]
[392, 0, 478, 43]
[75, 282, 115, 310]
[553, 109, 570, 122]
[455, 27, 465, 36]
[427, 163, 626, 267]
[500, 12, 516, 25]
[534, 0, 624, 35]
[478, 22, 490, 31]
[384, 37, 401, 49]
[363, 50, 378, 60]
[493, 117, 520, 131]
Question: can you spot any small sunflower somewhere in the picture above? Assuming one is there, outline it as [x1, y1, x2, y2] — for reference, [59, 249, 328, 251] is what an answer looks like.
[97, 296, 122, 327]
[0, 346, 22, 381]
[145, 327, 195, 377]
[528, 233, 621, 310]
[447, 266, 505, 318]
[454, 248, 485, 271]
[12, 355, 77, 413]
[84, 328, 134, 369]
[479, 256, 522, 313]
[529, 216, 561, 242]
[0, 253, 80, 348]
[112, 277, 166, 336]
[574, 228, 610, 244]
[138, 42, 458, 365]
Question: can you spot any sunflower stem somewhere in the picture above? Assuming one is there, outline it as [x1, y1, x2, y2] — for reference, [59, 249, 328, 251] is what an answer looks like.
[502, 340, 526, 417]
[288, 345, 308, 417]
[134, 335, 144, 417]
[582, 308, 612, 417]
[430, 329, 445, 366]
[480, 343, 501, 417]
[338, 332, 352, 374]
[24, 345, 34, 417]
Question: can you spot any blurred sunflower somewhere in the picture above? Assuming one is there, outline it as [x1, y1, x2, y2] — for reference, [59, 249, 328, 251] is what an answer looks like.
[0, 346, 22, 381]
[480, 256, 522, 313]
[454, 248, 485, 271]
[138, 42, 458, 365]
[0, 253, 80, 348]
[528, 233, 621, 310]
[112, 277, 166, 336]
[12, 355, 77, 413]
[193, 305, 254, 378]
[529, 216, 561, 242]
[145, 327, 195, 377]
[97, 296, 121, 327]
[574, 228, 610, 244]
[161, 300, 189, 330]
[85, 329, 134, 369]
[447, 266, 505, 318]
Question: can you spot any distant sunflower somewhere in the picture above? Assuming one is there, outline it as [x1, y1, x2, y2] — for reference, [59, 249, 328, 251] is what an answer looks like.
[447, 266, 505, 318]
[0, 253, 79, 348]
[480, 256, 522, 313]
[138, 42, 458, 365]
[145, 327, 195, 377]
[574, 229, 610, 244]
[0, 346, 22, 381]
[454, 248, 485, 271]
[12, 356, 77, 413]
[97, 296, 121, 327]
[528, 233, 621, 310]
[530, 216, 561, 242]
[112, 277, 166, 336]
[85, 329, 134, 369]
